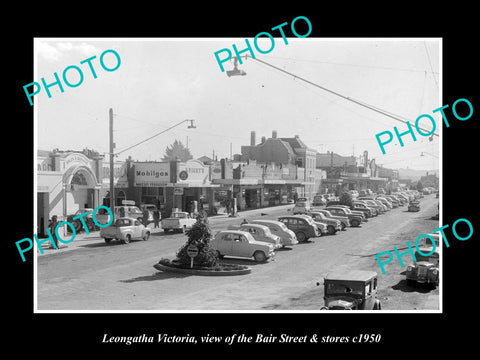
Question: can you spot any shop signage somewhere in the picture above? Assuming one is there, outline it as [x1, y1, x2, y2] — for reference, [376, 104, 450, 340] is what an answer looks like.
[103, 161, 129, 188]
[63, 153, 90, 169]
[134, 162, 170, 186]
[177, 160, 210, 185]
[186, 244, 199, 268]
[173, 187, 184, 195]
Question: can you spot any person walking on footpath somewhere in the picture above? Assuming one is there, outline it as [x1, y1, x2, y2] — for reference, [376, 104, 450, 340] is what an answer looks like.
[142, 208, 149, 228]
[48, 215, 60, 250]
[153, 208, 160, 228]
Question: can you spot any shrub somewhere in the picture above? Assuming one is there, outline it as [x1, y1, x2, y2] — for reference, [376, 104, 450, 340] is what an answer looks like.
[175, 213, 218, 268]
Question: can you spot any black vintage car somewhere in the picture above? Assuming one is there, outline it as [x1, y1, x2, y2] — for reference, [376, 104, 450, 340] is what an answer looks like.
[320, 270, 381, 310]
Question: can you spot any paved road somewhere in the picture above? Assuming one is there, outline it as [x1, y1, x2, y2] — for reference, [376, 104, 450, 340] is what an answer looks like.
[37, 196, 440, 311]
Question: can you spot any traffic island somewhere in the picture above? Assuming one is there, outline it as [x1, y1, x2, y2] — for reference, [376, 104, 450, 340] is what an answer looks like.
[153, 258, 251, 276]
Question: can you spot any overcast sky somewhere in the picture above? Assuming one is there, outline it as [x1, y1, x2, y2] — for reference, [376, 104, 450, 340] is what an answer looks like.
[35, 38, 440, 171]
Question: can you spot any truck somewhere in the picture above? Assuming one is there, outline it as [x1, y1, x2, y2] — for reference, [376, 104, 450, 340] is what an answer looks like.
[161, 211, 196, 233]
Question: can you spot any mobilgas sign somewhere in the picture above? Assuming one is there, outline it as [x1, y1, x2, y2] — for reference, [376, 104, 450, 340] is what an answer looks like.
[134, 162, 170, 186]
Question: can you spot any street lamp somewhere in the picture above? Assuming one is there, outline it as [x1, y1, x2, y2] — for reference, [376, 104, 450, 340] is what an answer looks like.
[108, 112, 196, 217]
[226, 57, 247, 77]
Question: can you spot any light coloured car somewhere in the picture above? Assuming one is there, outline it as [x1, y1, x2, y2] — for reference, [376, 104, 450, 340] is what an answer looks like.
[161, 211, 196, 233]
[307, 212, 342, 235]
[100, 217, 151, 244]
[251, 219, 298, 247]
[292, 200, 311, 214]
[211, 230, 275, 262]
[230, 223, 282, 249]
[315, 209, 350, 230]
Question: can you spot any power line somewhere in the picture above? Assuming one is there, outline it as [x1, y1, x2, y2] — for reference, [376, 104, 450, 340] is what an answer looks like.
[265, 54, 440, 75]
[243, 55, 439, 137]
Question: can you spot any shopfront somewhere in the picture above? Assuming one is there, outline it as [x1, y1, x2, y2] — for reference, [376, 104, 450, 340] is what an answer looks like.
[37, 151, 103, 237]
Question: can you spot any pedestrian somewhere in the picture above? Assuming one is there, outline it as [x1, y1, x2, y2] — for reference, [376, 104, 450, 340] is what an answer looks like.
[225, 198, 231, 215]
[142, 208, 149, 227]
[119, 206, 125, 217]
[241, 218, 249, 225]
[48, 215, 60, 250]
[153, 209, 160, 228]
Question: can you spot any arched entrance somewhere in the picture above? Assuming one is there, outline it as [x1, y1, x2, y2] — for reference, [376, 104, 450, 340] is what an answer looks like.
[64, 165, 98, 213]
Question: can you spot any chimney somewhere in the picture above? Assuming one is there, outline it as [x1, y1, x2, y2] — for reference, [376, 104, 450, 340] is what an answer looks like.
[272, 130, 277, 139]
[250, 131, 256, 146]
[294, 134, 299, 138]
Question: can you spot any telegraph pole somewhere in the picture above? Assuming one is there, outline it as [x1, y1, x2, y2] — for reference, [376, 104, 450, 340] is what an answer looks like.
[109, 108, 115, 218]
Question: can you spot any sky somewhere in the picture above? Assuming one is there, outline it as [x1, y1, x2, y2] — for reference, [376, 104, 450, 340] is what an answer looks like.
[35, 38, 440, 171]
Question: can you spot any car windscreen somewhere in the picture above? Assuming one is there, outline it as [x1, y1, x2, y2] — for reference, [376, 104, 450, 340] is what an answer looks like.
[326, 282, 363, 296]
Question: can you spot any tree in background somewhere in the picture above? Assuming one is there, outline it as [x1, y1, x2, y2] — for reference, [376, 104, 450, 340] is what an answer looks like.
[162, 140, 193, 162]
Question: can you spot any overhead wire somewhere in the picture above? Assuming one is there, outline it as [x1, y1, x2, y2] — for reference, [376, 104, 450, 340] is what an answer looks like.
[244, 54, 439, 137]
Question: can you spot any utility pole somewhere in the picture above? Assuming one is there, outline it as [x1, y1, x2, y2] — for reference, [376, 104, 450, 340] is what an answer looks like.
[109, 108, 115, 218]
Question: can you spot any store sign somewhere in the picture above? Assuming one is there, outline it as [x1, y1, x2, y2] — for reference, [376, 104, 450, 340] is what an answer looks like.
[64, 153, 90, 167]
[173, 187, 184, 195]
[177, 160, 210, 185]
[134, 162, 170, 186]
[102, 161, 129, 188]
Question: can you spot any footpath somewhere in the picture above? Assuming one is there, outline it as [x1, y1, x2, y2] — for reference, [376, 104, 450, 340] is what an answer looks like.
[37, 203, 294, 257]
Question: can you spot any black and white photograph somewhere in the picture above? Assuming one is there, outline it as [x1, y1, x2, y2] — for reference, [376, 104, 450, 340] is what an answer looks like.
[33, 37, 442, 312]
[7, 6, 479, 355]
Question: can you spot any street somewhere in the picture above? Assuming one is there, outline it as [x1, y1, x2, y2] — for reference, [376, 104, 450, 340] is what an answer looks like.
[37, 195, 440, 311]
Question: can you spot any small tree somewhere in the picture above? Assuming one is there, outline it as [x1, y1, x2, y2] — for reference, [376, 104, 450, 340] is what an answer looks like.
[176, 213, 218, 268]
[162, 140, 193, 162]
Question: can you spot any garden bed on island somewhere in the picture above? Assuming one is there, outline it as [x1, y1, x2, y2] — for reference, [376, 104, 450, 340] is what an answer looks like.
[153, 258, 251, 276]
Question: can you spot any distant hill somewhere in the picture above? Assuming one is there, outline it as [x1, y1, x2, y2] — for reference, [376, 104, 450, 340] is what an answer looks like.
[397, 168, 438, 181]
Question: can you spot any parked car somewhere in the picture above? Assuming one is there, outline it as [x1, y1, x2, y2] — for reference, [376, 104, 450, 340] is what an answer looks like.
[114, 205, 144, 222]
[408, 201, 420, 212]
[375, 197, 393, 209]
[292, 200, 311, 214]
[313, 194, 327, 206]
[325, 207, 363, 227]
[251, 219, 298, 247]
[211, 230, 275, 262]
[357, 198, 384, 214]
[314, 209, 350, 230]
[297, 215, 332, 236]
[351, 202, 375, 218]
[100, 217, 151, 244]
[161, 211, 196, 233]
[406, 246, 439, 288]
[320, 270, 381, 310]
[278, 215, 321, 242]
[308, 211, 342, 235]
[228, 223, 282, 249]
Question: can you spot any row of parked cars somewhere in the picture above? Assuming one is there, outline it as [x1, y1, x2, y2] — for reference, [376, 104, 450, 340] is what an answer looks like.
[208, 190, 429, 264]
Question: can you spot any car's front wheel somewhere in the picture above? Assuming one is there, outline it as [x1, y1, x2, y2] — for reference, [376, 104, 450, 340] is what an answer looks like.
[351, 219, 360, 227]
[327, 225, 336, 235]
[143, 232, 150, 241]
[104, 238, 112, 244]
[296, 231, 307, 242]
[253, 251, 267, 263]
